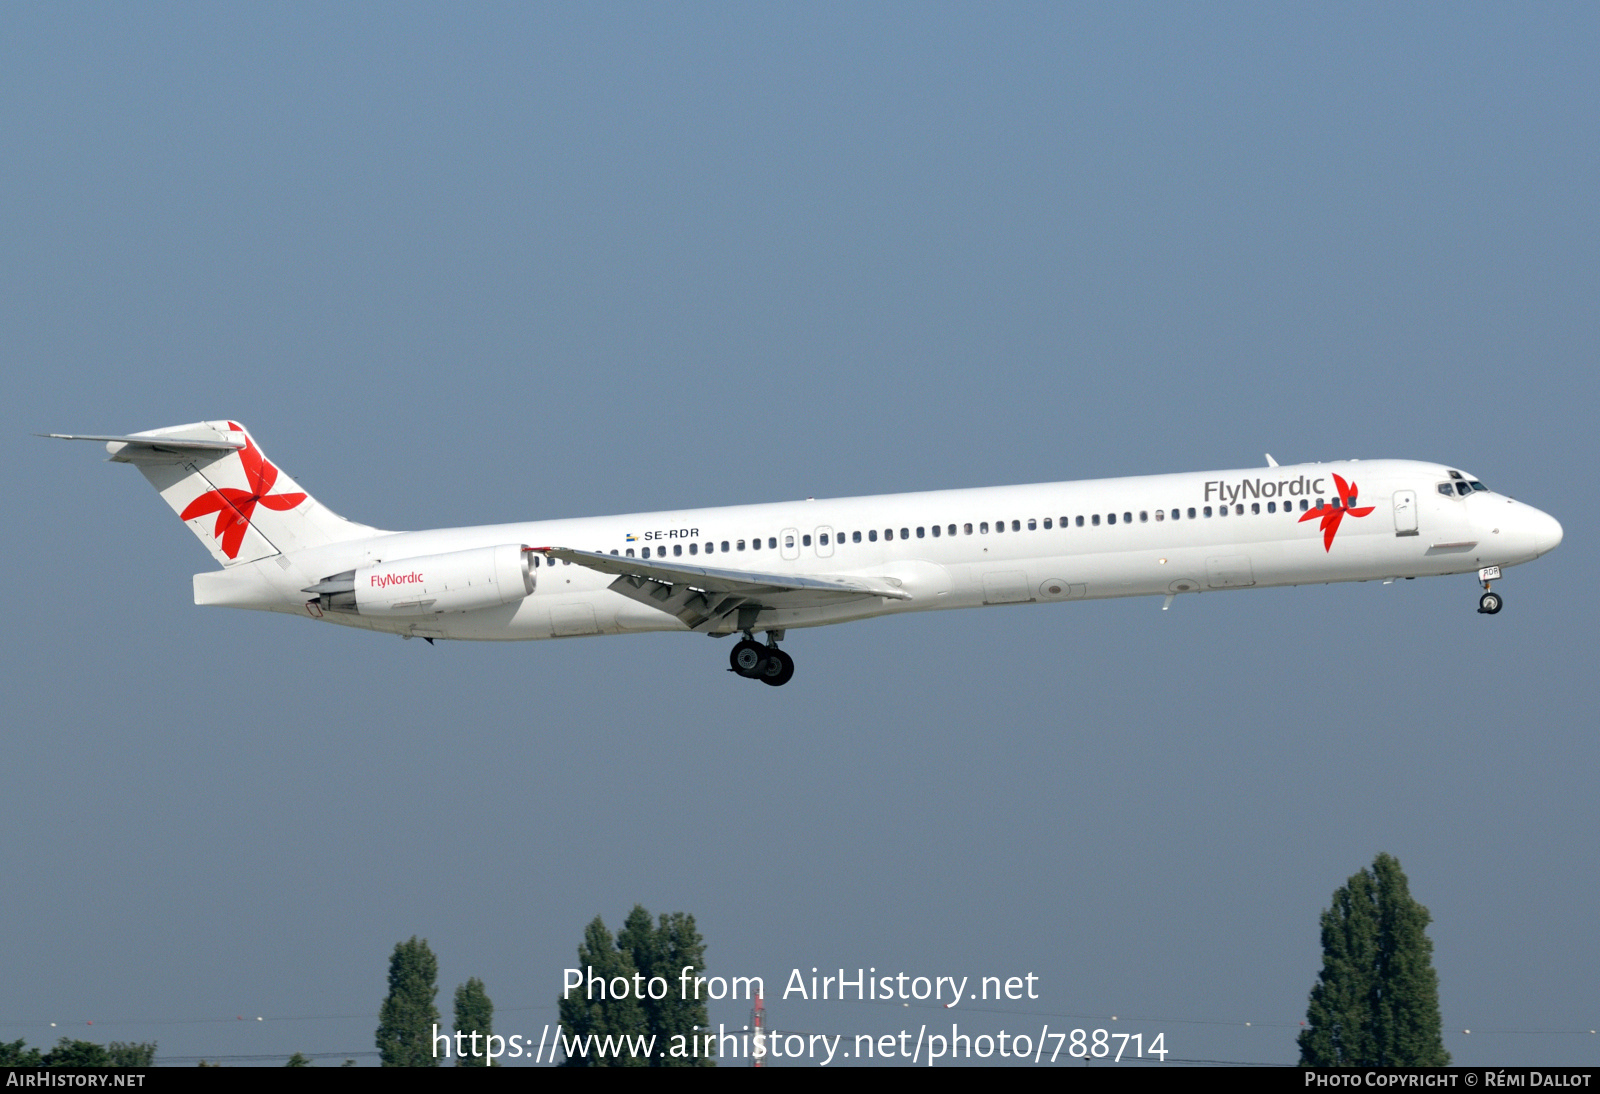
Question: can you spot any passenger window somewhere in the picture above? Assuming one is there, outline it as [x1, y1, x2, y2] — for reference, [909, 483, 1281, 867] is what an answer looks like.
[1027, 519, 1037, 530]
[1012, 520, 1021, 531]
[1155, 510, 1164, 522]
[767, 537, 776, 549]
[869, 529, 878, 541]
[916, 527, 925, 538]
[737, 539, 746, 550]
[1043, 518, 1052, 529]
[931, 525, 940, 537]
[853, 531, 862, 543]
[802, 534, 811, 547]
[673, 544, 683, 556]
[1218, 506, 1227, 517]
[1204, 507, 1213, 517]
[819, 533, 828, 545]
[901, 527, 909, 539]
[625, 549, 634, 558]
[993, 521, 1002, 533]
[1299, 499, 1309, 512]
[784, 535, 795, 548]
[1186, 508, 1195, 519]
[884, 529, 893, 540]
[752, 537, 761, 549]
[1092, 514, 1101, 526]
[689, 543, 698, 555]
[1076, 516, 1085, 527]
[1123, 512, 1132, 523]
[1108, 513, 1117, 525]
[721, 541, 729, 552]
[980, 522, 989, 533]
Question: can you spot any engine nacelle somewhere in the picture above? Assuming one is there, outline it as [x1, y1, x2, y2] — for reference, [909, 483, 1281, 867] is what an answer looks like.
[306, 544, 535, 617]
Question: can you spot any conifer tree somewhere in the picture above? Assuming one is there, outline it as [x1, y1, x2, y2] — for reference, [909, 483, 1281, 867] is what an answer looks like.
[453, 976, 495, 1067]
[1298, 853, 1449, 1066]
[376, 936, 441, 1067]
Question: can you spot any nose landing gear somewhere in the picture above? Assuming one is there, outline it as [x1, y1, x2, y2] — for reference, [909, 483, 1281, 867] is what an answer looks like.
[1477, 566, 1503, 615]
[728, 631, 795, 686]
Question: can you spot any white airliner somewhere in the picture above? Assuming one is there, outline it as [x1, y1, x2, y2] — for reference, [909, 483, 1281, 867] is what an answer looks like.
[50, 421, 1562, 686]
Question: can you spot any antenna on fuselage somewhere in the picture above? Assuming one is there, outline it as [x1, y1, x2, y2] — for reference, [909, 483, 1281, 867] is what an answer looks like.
[1265, 453, 1279, 467]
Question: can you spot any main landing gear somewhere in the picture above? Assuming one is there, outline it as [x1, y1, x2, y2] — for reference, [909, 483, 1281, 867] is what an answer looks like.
[729, 631, 795, 687]
[1477, 566, 1503, 615]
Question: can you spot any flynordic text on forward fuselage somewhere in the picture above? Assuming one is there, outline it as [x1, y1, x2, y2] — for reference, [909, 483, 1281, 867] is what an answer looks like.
[51, 422, 1563, 686]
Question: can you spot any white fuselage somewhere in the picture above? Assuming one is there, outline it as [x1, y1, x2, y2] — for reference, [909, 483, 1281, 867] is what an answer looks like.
[194, 458, 1562, 643]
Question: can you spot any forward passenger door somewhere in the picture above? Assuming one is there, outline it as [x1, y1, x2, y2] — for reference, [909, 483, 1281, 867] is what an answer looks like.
[1393, 490, 1418, 536]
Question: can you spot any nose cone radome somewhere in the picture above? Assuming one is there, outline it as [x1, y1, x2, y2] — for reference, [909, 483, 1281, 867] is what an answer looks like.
[1531, 508, 1563, 557]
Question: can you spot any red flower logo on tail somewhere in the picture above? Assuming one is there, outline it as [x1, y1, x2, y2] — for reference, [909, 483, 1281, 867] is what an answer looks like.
[1299, 472, 1374, 551]
[178, 423, 306, 559]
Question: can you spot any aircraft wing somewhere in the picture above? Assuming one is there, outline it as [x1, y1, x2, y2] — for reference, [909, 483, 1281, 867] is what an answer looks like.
[535, 547, 910, 632]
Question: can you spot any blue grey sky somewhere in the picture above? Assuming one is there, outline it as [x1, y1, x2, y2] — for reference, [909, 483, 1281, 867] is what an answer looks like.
[4, 3, 1595, 1066]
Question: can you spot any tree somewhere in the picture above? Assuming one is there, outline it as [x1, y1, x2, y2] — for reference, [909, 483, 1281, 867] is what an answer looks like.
[0, 1040, 43, 1066]
[618, 906, 711, 1067]
[1298, 853, 1449, 1066]
[376, 936, 441, 1067]
[2, 1038, 155, 1067]
[453, 977, 495, 1067]
[559, 914, 648, 1067]
[558, 906, 713, 1067]
[40, 1039, 112, 1067]
[106, 1042, 156, 1067]
[284, 1051, 312, 1067]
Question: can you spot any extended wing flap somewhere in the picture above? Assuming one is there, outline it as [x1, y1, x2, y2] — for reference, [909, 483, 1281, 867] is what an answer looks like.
[536, 547, 910, 631]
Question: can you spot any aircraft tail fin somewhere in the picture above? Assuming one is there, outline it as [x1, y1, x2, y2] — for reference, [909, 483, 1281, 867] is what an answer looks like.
[50, 420, 382, 568]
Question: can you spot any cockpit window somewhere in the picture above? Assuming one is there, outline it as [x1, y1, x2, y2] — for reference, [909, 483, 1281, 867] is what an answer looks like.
[1438, 483, 1455, 497]
[1456, 481, 1473, 496]
[1469, 481, 1488, 492]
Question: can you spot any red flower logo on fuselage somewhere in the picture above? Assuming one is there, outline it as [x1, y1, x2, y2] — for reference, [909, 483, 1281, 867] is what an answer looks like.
[178, 423, 306, 559]
[1299, 472, 1374, 551]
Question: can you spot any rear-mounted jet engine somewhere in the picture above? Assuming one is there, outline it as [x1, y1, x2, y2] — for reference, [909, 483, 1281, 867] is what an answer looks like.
[305, 543, 535, 616]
